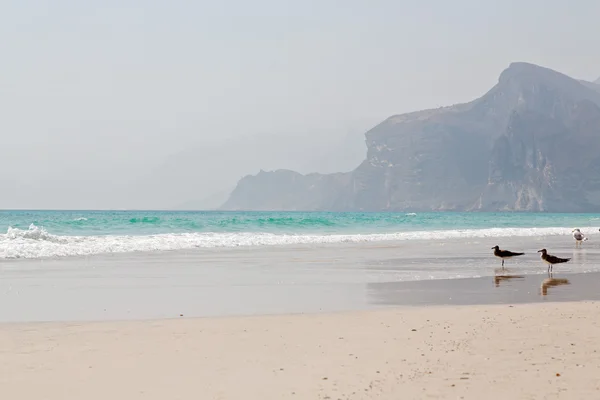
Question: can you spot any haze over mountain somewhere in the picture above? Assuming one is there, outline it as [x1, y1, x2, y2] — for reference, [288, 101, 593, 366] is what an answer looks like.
[223, 63, 600, 212]
[127, 130, 366, 210]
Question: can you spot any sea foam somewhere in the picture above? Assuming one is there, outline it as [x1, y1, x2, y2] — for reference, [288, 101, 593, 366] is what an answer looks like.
[0, 224, 587, 259]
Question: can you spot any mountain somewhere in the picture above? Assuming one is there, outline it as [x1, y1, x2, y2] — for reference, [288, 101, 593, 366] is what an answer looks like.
[596, 77, 600, 84]
[221, 170, 352, 211]
[223, 62, 600, 212]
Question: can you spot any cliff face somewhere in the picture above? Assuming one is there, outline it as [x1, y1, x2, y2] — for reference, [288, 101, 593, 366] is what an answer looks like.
[222, 63, 600, 212]
[477, 102, 600, 211]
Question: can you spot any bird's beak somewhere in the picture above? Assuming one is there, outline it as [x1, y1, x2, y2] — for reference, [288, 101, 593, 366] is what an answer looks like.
[537, 250, 542, 252]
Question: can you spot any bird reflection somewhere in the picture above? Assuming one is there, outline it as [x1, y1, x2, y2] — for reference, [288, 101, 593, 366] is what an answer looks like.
[571, 249, 587, 264]
[493, 273, 524, 287]
[541, 277, 570, 296]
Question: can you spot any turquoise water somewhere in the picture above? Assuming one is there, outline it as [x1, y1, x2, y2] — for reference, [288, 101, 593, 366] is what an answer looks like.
[0, 211, 599, 259]
[1, 210, 599, 236]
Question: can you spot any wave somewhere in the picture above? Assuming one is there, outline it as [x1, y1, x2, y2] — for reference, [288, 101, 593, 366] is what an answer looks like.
[129, 217, 161, 224]
[0, 224, 588, 260]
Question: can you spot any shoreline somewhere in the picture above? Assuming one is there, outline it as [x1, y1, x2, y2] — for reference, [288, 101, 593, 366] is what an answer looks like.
[1, 220, 598, 260]
[2, 234, 600, 323]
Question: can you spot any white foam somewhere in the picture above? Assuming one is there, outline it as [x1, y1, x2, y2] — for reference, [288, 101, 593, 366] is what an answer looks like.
[0, 224, 590, 259]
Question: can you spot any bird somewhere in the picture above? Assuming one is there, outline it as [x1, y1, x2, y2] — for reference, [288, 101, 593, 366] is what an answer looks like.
[491, 245, 525, 269]
[572, 228, 588, 246]
[537, 249, 571, 273]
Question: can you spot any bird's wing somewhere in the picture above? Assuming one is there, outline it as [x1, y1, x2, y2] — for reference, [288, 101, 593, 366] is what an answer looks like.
[546, 255, 571, 264]
[503, 250, 524, 257]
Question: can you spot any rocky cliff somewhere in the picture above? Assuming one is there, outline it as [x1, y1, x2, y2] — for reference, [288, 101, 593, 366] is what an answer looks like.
[222, 63, 600, 212]
[221, 169, 352, 211]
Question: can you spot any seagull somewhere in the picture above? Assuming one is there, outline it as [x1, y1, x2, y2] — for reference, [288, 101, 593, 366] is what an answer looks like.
[537, 249, 571, 273]
[491, 245, 525, 269]
[572, 228, 588, 246]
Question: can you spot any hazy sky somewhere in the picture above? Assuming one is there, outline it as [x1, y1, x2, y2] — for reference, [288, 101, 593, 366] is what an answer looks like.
[1, 0, 599, 209]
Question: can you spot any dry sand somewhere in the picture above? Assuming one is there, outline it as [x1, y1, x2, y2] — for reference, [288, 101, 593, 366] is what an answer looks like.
[2, 302, 600, 400]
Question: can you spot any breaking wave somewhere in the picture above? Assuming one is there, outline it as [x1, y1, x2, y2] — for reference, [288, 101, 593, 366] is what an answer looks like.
[0, 224, 586, 259]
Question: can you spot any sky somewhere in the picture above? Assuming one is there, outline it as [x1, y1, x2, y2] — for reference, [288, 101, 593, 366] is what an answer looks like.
[0, 0, 599, 209]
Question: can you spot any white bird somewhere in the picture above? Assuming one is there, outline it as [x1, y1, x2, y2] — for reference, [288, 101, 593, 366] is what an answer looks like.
[572, 228, 588, 246]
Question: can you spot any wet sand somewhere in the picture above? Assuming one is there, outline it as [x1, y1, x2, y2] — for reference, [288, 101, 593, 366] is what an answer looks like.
[0, 234, 599, 321]
[370, 271, 600, 306]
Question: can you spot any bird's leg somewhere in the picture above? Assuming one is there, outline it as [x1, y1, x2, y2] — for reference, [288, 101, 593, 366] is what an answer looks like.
[502, 259, 504, 269]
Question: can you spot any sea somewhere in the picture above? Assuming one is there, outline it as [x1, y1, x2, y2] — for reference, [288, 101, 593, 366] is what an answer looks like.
[0, 210, 598, 259]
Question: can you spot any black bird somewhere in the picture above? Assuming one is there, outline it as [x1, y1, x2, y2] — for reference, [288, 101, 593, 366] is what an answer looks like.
[491, 245, 525, 268]
[537, 249, 571, 273]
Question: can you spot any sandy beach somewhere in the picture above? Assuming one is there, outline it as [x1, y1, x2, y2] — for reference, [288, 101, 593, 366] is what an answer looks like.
[2, 301, 599, 399]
